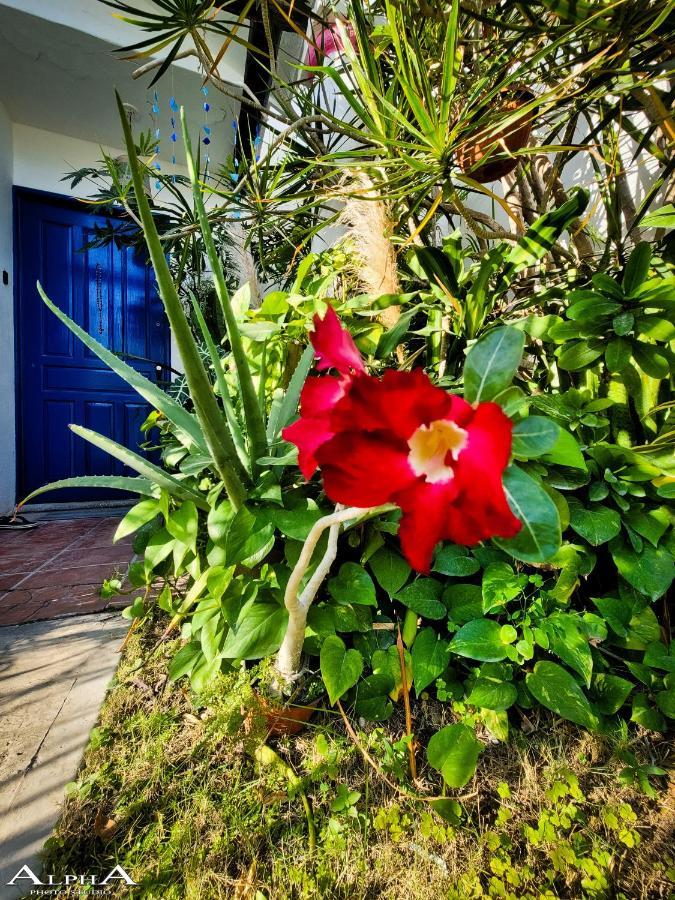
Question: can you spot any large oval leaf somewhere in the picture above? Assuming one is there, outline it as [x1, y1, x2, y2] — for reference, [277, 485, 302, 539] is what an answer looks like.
[427, 723, 482, 788]
[526, 661, 598, 730]
[463, 327, 525, 404]
[495, 466, 561, 562]
[449, 618, 512, 662]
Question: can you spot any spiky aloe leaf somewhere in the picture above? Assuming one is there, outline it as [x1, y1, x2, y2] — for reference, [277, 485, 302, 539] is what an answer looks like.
[19, 476, 155, 506]
[70, 425, 208, 509]
[186, 289, 248, 468]
[180, 107, 268, 476]
[115, 90, 247, 508]
[37, 283, 206, 453]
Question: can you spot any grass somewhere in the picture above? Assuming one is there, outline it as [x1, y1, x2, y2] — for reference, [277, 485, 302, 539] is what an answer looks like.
[40, 617, 674, 899]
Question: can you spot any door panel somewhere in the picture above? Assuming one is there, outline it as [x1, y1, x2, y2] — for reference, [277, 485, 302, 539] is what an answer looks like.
[15, 190, 170, 502]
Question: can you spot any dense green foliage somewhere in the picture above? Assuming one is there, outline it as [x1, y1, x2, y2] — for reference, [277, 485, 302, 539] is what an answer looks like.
[28, 0, 673, 796]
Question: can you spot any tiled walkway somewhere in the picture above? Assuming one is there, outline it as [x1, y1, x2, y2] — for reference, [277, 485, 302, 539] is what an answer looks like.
[0, 517, 132, 627]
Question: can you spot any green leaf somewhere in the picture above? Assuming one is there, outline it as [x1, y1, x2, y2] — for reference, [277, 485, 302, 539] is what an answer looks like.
[605, 337, 632, 372]
[443, 583, 484, 625]
[411, 628, 451, 695]
[450, 618, 511, 662]
[353, 674, 394, 721]
[540, 428, 587, 470]
[433, 545, 480, 577]
[467, 678, 517, 711]
[369, 545, 411, 595]
[266, 498, 325, 541]
[557, 339, 604, 371]
[643, 642, 675, 673]
[543, 612, 593, 687]
[221, 599, 288, 660]
[592, 597, 661, 650]
[179, 108, 267, 478]
[631, 693, 665, 732]
[427, 724, 482, 789]
[463, 327, 525, 404]
[372, 645, 412, 702]
[632, 342, 669, 379]
[320, 635, 364, 705]
[395, 578, 446, 620]
[328, 563, 377, 607]
[622, 242, 652, 297]
[114, 499, 160, 542]
[116, 93, 247, 507]
[640, 203, 675, 229]
[655, 688, 675, 718]
[166, 501, 199, 553]
[168, 641, 201, 682]
[592, 674, 633, 715]
[611, 542, 674, 601]
[527, 661, 598, 730]
[481, 562, 525, 613]
[512, 416, 560, 459]
[495, 466, 561, 563]
[624, 507, 670, 548]
[70, 425, 208, 509]
[568, 500, 621, 546]
[225, 506, 275, 568]
[187, 290, 248, 469]
[37, 283, 207, 455]
[19, 475, 155, 507]
[499, 188, 589, 288]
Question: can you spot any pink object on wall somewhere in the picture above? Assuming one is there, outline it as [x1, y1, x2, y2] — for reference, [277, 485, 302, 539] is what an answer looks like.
[306, 21, 357, 70]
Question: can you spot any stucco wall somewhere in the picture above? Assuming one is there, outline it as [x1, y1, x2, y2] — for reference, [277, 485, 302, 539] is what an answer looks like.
[0, 100, 15, 513]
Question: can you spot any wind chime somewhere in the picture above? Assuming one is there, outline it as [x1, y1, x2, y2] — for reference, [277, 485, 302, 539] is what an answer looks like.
[148, 84, 213, 191]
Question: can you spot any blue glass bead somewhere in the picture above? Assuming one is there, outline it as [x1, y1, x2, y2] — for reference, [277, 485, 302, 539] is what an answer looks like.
[203, 137, 211, 145]
[170, 133, 177, 142]
[203, 102, 210, 111]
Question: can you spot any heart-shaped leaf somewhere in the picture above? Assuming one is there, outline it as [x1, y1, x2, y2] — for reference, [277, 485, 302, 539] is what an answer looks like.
[321, 635, 363, 705]
[427, 723, 482, 788]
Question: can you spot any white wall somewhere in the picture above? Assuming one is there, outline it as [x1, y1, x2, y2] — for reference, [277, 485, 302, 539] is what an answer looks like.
[0, 0, 245, 87]
[0, 100, 14, 513]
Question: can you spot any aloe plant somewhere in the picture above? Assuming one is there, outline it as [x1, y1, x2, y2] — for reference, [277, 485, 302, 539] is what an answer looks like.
[20, 96, 309, 511]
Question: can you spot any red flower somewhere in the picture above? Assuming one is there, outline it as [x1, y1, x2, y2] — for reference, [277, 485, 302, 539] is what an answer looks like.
[282, 306, 364, 478]
[283, 308, 521, 572]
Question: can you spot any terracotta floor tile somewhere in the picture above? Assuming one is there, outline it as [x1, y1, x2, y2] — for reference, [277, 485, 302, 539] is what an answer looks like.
[0, 515, 132, 626]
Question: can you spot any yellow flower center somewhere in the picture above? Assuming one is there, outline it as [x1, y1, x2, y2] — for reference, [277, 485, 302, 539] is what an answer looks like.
[407, 419, 468, 484]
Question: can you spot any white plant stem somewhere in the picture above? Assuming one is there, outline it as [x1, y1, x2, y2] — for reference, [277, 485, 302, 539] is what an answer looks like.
[274, 504, 366, 686]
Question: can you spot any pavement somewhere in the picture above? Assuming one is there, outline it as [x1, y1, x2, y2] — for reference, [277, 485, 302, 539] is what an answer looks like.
[0, 517, 133, 627]
[0, 516, 131, 898]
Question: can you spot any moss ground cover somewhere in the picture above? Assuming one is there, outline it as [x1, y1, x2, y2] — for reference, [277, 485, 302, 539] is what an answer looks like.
[40, 617, 674, 900]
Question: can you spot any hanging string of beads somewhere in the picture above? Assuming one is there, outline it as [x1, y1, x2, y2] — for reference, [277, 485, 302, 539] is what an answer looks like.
[169, 95, 179, 184]
[151, 91, 162, 191]
[202, 86, 211, 178]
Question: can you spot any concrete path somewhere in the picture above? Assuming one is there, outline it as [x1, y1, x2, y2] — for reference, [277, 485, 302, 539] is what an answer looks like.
[0, 613, 128, 898]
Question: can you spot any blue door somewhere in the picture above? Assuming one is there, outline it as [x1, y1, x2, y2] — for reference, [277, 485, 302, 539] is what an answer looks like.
[15, 190, 170, 502]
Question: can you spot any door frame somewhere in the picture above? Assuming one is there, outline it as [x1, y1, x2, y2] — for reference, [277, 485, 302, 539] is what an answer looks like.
[12, 186, 168, 504]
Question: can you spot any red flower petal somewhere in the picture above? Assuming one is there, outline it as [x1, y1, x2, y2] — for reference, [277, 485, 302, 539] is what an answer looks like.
[316, 430, 417, 507]
[447, 402, 521, 544]
[311, 305, 365, 376]
[283, 375, 354, 479]
[331, 368, 471, 440]
[395, 479, 459, 574]
[299, 376, 345, 418]
[283, 415, 334, 480]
